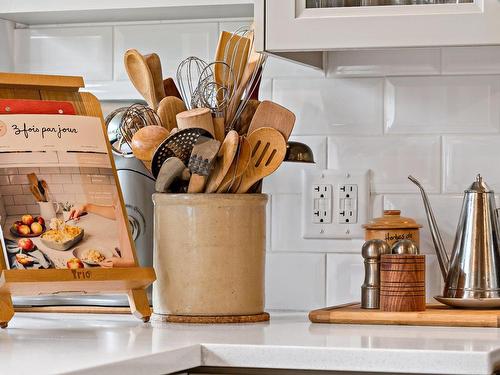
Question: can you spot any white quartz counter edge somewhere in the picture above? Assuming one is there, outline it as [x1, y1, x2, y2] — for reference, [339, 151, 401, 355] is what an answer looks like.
[64, 344, 496, 375]
[4, 312, 500, 375]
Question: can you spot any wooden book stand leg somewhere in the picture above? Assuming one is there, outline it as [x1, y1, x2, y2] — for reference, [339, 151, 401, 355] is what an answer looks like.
[127, 289, 151, 322]
[0, 293, 15, 328]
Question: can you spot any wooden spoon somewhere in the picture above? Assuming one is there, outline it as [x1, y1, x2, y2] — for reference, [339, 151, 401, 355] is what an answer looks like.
[124, 49, 158, 110]
[145, 53, 166, 105]
[131, 125, 169, 170]
[247, 100, 296, 141]
[163, 78, 183, 101]
[205, 130, 239, 193]
[157, 96, 187, 132]
[216, 136, 251, 193]
[236, 127, 287, 193]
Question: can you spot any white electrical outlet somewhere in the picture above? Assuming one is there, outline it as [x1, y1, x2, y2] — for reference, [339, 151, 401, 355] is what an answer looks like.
[302, 169, 370, 239]
[312, 184, 332, 224]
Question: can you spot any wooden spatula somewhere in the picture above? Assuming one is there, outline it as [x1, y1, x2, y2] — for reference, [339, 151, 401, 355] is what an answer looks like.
[236, 99, 260, 136]
[124, 49, 158, 110]
[145, 53, 166, 105]
[214, 31, 251, 92]
[157, 96, 187, 132]
[187, 137, 221, 193]
[246, 100, 296, 141]
[225, 49, 261, 125]
[217, 136, 251, 193]
[205, 130, 239, 193]
[163, 78, 183, 100]
[236, 127, 287, 193]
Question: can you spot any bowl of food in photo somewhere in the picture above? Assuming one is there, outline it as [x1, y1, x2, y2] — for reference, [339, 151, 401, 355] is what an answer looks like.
[40, 218, 84, 251]
[10, 215, 46, 238]
[72, 247, 114, 266]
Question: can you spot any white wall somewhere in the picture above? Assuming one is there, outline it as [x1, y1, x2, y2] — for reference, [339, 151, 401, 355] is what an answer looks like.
[11, 19, 500, 311]
[0, 19, 14, 71]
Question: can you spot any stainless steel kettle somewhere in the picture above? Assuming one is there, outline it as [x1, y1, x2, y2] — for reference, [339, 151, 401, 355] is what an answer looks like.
[409, 174, 500, 299]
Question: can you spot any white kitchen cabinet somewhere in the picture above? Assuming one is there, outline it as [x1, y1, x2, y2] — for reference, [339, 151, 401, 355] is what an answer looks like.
[256, 0, 500, 68]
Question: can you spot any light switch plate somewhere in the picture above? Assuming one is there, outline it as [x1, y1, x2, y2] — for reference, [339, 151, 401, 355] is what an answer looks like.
[302, 169, 370, 239]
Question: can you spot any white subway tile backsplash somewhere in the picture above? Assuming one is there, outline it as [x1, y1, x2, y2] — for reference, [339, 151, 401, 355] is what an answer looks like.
[443, 135, 500, 193]
[385, 76, 500, 134]
[326, 253, 363, 306]
[264, 55, 325, 79]
[263, 136, 327, 194]
[6, 205, 27, 215]
[442, 47, 500, 75]
[265, 252, 326, 311]
[328, 48, 440, 77]
[14, 27, 112, 81]
[271, 194, 364, 253]
[114, 22, 219, 81]
[273, 78, 384, 136]
[425, 255, 443, 301]
[328, 136, 441, 194]
[11, 18, 500, 312]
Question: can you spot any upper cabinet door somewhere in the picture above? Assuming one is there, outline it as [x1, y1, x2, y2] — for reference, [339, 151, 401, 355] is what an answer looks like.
[263, 0, 500, 51]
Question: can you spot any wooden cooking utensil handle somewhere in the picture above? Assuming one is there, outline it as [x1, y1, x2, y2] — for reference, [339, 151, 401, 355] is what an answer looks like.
[176, 108, 215, 137]
[188, 174, 207, 193]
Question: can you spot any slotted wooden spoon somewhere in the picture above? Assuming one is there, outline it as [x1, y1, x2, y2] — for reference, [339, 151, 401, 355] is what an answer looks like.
[124, 49, 158, 110]
[205, 130, 239, 193]
[247, 100, 296, 141]
[236, 127, 287, 193]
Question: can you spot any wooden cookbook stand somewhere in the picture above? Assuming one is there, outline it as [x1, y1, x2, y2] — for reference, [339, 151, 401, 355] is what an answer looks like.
[0, 72, 156, 327]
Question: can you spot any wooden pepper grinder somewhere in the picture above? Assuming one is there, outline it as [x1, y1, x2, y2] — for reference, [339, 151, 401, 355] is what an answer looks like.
[380, 254, 426, 312]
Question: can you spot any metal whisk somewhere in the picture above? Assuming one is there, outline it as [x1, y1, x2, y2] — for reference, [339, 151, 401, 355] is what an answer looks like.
[176, 56, 208, 110]
[197, 61, 235, 118]
[119, 103, 161, 146]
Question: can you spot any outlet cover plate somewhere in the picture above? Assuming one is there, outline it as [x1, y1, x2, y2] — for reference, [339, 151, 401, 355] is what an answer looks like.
[302, 169, 370, 239]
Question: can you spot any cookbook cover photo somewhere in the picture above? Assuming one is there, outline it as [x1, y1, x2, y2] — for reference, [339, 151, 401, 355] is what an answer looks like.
[0, 114, 136, 270]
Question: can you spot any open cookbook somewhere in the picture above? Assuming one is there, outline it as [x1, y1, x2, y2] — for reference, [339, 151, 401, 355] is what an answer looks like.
[0, 114, 136, 270]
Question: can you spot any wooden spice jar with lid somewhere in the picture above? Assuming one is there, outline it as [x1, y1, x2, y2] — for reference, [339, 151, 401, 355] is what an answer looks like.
[363, 210, 422, 248]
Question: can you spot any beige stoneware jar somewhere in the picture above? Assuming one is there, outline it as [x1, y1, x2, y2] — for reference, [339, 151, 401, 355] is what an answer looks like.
[152, 193, 268, 316]
[363, 210, 422, 248]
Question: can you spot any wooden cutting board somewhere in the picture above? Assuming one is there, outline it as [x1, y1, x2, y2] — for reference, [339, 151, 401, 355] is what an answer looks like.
[309, 303, 500, 328]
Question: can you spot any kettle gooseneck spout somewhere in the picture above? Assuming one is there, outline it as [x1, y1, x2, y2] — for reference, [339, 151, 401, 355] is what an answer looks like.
[408, 175, 449, 280]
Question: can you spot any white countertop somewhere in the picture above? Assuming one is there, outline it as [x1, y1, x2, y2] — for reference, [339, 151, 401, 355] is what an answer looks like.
[2, 312, 500, 375]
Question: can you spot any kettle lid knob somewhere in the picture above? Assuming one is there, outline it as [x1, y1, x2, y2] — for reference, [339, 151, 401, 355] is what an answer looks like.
[467, 174, 492, 193]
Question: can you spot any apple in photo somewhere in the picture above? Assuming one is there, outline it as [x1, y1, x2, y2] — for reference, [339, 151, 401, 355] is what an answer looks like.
[66, 258, 84, 269]
[31, 222, 43, 235]
[21, 214, 34, 226]
[12, 221, 22, 232]
[18, 238, 34, 252]
[17, 224, 31, 236]
[35, 216, 45, 226]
